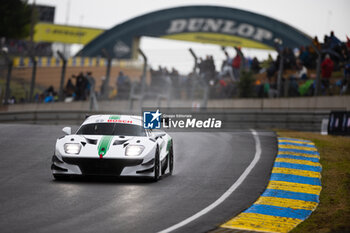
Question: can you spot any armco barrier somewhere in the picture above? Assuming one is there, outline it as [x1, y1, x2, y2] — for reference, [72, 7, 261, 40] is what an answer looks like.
[0, 110, 329, 131]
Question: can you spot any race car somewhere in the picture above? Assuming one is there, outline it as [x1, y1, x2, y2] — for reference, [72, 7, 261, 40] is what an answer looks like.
[51, 115, 173, 181]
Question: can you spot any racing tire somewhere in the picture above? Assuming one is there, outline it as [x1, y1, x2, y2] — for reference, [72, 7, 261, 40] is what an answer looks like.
[168, 144, 174, 175]
[153, 147, 160, 182]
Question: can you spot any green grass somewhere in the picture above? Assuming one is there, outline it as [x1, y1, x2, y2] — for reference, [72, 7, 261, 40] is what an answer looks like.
[277, 130, 350, 233]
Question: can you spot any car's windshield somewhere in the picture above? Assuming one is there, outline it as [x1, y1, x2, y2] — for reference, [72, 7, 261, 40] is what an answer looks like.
[76, 123, 146, 136]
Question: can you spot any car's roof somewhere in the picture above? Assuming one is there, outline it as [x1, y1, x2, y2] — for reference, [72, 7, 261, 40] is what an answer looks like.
[82, 115, 143, 126]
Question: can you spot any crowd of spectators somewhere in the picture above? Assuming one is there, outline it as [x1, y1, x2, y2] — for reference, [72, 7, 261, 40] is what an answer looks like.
[2, 39, 53, 56]
[64, 72, 96, 101]
[148, 67, 180, 97]
[200, 31, 346, 98]
[263, 31, 349, 97]
[31, 71, 96, 103]
[128, 31, 349, 101]
[28, 70, 134, 104]
[3, 31, 349, 105]
[34, 85, 59, 103]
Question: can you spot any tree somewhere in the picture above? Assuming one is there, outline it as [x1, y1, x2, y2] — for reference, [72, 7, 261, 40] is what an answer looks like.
[0, 0, 33, 39]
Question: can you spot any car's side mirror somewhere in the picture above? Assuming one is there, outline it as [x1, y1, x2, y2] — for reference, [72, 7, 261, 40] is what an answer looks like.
[152, 132, 166, 140]
[62, 127, 72, 135]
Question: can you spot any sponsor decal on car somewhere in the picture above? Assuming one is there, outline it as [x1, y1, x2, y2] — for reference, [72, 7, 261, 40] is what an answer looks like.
[107, 119, 133, 123]
[107, 115, 133, 123]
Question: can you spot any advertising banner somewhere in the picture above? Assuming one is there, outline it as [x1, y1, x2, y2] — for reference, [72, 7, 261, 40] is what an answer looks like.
[34, 23, 104, 45]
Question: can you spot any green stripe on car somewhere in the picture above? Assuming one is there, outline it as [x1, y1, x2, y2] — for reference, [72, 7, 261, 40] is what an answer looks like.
[166, 139, 172, 153]
[109, 115, 121, 120]
[98, 136, 113, 156]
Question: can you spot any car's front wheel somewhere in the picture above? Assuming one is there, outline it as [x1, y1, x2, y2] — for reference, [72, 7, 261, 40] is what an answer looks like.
[153, 147, 160, 182]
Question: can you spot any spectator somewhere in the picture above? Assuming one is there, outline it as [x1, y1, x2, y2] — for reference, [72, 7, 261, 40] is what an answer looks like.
[323, 35, 331, 49]
[85, 72, 98, 109]
[206, 55, 216, 83]
[266, 60, 277, 80]
[75, 72, 88, 100]
[44, 94, 54, 103]
[100, 76, 107, 97]
[220, 51, 234, 80]
[312, 36, 321, 51]
[232, 52, 241, 80]
[287, 60, 308, 96]
[340, 46, 349, 62]
[198, 58, 205, 75]
[340, 61, 350, 95]
[290, 60, 308, 80]
[65, 75, 76, 97]
[346, 36, 350, 50]
[197, 55, 216, 84]
[86, 71, 96, 97]
[116, 71, 131, 99]
[251, 57, 261, 74]
[9, 96, 16, 104]
[170, 68, 180, 98]
[283, 47, 296, 69]
[321, 54, 334, 93]
[299, 46, 310, 68]
[329, 31, 342, 50]
[116, 71, 127, 88]
[45, 85, 55, 97]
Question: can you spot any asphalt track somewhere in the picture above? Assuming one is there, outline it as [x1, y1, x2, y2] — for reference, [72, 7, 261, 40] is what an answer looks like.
[0, 124, 277, 233]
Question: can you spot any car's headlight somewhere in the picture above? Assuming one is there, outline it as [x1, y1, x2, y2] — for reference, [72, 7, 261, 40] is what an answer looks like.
[64, 143, 81, 154]
[125, 145, 145, 156]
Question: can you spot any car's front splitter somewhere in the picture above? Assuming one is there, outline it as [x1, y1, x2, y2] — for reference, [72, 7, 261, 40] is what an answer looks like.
[51, 155, 156, 177]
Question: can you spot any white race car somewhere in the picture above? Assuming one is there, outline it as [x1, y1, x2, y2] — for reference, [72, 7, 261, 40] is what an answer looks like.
[51, 115, 173, 181]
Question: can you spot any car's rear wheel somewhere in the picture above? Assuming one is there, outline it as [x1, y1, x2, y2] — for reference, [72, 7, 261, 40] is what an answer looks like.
[153, 148, 160, 182]
[169, 144, 174, 175]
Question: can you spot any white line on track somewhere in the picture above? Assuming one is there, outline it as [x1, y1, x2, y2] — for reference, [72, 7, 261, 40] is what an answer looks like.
[158, 129, 262, 233]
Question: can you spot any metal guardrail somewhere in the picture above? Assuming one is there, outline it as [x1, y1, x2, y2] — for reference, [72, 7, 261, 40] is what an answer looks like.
[0, 110, 329, 131]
